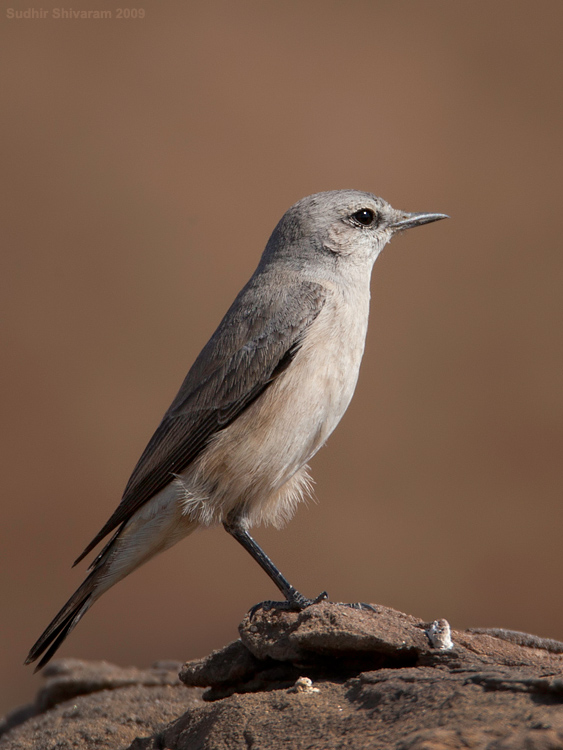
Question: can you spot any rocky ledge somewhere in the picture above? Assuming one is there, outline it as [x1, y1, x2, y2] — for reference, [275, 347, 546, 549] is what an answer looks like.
[2, 602, 563, 749]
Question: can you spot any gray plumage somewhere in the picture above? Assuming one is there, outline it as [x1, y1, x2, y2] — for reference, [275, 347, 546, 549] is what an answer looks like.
[26, 190, 447, 669]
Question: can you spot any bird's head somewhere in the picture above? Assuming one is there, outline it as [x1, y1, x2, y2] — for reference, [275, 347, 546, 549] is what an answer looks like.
[261, 189, 448, 274]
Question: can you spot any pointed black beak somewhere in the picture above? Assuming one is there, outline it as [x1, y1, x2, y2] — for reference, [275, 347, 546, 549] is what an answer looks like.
[391, 212, 449, 232]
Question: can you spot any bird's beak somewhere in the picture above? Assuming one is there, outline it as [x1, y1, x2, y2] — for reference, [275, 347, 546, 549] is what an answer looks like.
[390, 212, 449, 232]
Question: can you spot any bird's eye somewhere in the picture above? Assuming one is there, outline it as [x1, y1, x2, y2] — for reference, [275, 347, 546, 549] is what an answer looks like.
[351, 208, 377, 227]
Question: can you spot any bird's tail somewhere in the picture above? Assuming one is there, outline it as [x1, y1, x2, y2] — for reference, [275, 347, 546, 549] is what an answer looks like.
[26, 502, 199, 670]
[25, 526, 123, 671]
[25, 567, 101, 671]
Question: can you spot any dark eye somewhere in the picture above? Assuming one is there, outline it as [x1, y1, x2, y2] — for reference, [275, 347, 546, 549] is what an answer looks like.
[351, 208, 378, 227]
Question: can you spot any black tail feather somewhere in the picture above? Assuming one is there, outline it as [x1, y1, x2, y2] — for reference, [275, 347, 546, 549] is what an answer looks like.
[32, 607, 87, 672]
[74, 523, 123, 569]
[73, 525, 112, 568]
[25, 571, 97, 670]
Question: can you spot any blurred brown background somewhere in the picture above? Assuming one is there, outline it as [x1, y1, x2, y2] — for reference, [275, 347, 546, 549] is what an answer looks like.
[1, 0, 562, 717]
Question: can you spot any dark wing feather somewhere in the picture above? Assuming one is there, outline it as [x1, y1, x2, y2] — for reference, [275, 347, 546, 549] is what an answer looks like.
[74, 278, 326, 566]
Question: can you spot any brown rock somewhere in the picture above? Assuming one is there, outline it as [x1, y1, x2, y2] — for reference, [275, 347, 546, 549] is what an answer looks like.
[0, 660, 203, 749]
[240, 601, 429, 660]
[3, 604, 563, 749]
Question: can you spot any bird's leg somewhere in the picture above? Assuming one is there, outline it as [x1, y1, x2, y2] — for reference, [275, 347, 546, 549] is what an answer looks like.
[223, 521, 327, 610]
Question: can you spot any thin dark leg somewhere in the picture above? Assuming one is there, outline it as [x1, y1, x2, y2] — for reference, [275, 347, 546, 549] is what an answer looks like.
[223, 521, 327, 609]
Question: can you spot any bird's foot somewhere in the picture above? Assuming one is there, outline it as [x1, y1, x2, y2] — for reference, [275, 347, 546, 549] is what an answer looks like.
[249, 590, 328, 619]
[248, 592, 377, 619]
[288, 589, 329, 610]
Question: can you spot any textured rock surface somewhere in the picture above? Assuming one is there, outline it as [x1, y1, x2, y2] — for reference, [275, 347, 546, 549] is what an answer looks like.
[3, 603, 563, 749]
[0, 660, 202, 749]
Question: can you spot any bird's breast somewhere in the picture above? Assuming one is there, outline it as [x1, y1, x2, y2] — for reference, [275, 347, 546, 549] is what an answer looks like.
[181, 285, 371, 525]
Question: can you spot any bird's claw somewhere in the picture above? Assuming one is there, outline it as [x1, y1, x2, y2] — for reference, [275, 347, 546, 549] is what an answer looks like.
[248, 592, 377, 619]
[248, 590, 329, 619]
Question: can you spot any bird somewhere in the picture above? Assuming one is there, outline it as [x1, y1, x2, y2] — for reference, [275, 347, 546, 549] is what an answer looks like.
[26, 189, 447, 670]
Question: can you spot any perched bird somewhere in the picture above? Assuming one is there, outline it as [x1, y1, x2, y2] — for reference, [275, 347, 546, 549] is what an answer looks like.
[26, 190, 447, 669]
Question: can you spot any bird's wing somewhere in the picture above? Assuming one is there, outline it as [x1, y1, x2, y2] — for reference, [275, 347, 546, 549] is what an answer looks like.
[74, 278, 327, 566]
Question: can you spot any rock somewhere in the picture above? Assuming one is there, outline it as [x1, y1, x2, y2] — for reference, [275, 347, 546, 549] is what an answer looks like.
[0, 660, 203, 749]
[180, 602, 429, 698]
[2, 603, 563, 749]
[180, 602, 563, 700]
[239, 601, 429, 661]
